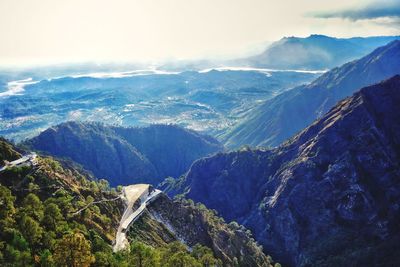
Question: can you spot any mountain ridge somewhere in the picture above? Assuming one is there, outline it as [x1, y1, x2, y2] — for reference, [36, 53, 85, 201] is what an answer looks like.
[24, 122, 224, 186]
[0, 138, 272, 266]
[243, 34, 400, 70]
[223, 40, 400, 148]
[171, 75, 400, 266]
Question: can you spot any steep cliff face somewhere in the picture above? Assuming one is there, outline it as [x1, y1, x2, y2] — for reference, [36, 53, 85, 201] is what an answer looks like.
[25, 122, 223, 186]
[175, 76, 400, 266]
[223, 40, 400, 148]
[129, 194, 273, 267]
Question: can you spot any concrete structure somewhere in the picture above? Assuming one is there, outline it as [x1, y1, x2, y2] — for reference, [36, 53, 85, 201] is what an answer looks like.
[113, 184, 162, 252]
[0, 152, 37, 172]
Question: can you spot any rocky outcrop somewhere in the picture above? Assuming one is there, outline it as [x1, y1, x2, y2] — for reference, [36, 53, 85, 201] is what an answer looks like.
[175, 76, 400, 266]
[24, 122, 223, 186]
[129, 194, 274, 267]
[223, 40, 400, 148]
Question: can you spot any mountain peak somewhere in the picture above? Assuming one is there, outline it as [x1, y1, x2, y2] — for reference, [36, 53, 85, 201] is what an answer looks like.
[288, 74, 400, 148]
[225, 39, 400, 149]
[308, 34, 332, 39]
[281, 34, 332, 40]
[360, 74, 400, 94]
[176, 74, 400, 266]
[25, 122, 223, 186]
[247, 34, 400, 70]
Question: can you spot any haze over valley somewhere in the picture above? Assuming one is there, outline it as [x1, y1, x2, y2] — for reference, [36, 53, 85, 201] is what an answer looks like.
[1, 0, 400, 266]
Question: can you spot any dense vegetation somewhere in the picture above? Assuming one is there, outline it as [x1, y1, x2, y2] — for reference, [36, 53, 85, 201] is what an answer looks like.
[0, 155, 123, 266]
[0, 182, 222, 267]
[0, 139, 271, 266]
[114, 241, 222, 267]
[129, 196, 275, 267]
[0, 163, 226, 267]
[25, 122, 223, 186]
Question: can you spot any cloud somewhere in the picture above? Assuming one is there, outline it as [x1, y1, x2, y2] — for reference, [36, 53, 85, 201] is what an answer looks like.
[312, 0, 400, 21]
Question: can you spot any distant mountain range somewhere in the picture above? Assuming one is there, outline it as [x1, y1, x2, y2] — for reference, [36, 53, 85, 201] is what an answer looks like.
[242, 34, 400, 70]
[24, 122, 223, 186]
[223, 40, 400, 148]
[171, 75, 400, 266]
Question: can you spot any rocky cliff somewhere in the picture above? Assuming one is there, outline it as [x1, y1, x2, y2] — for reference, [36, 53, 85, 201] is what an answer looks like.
[174, 76, 400, 266]
[129, 194, 274, 267]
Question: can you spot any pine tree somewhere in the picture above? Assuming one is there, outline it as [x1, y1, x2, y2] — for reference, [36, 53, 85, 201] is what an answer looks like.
[53, 232, 94, 267]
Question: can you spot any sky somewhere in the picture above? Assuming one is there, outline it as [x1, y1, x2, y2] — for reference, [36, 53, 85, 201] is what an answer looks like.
[0, 0, 399, 66]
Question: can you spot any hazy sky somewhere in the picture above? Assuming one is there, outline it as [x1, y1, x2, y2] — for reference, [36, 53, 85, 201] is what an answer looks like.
[0, 0, 399, 66]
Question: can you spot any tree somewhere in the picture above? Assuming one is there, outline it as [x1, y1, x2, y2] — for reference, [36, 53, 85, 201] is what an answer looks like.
[89, 230, 111, 253]
[191, 244, 221, 267]
[51, 194, 74, 216]
[94, 251, 118, 267]
[98, 179, 110, 191]
[22, 193, 44, 221]
[43, 203, 64, 231]
[40, 249, 55, 267]
[42, 231, 56, 250]
[159, 242, 206, 267]
[4, 244, 33, 267]
[0, 185, 16, 230]
[199, 253, 221, 267]
[28, 182, 40, 192]
[53, 232, 94, 267]
[129, 241, 159, 267]
[89, 181, 99, 193]
[163, 241, 187, 255]
[191, 244, 212, 259]
[9, 230, 29, 251]
[19, 215, 43, 246]
[165, 251, 201, 267]
[86, 195, 95, 204]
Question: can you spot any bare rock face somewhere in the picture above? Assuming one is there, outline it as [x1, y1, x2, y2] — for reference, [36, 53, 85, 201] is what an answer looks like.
[128, 194, 274, 267]
[178, 76, 400, 266]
